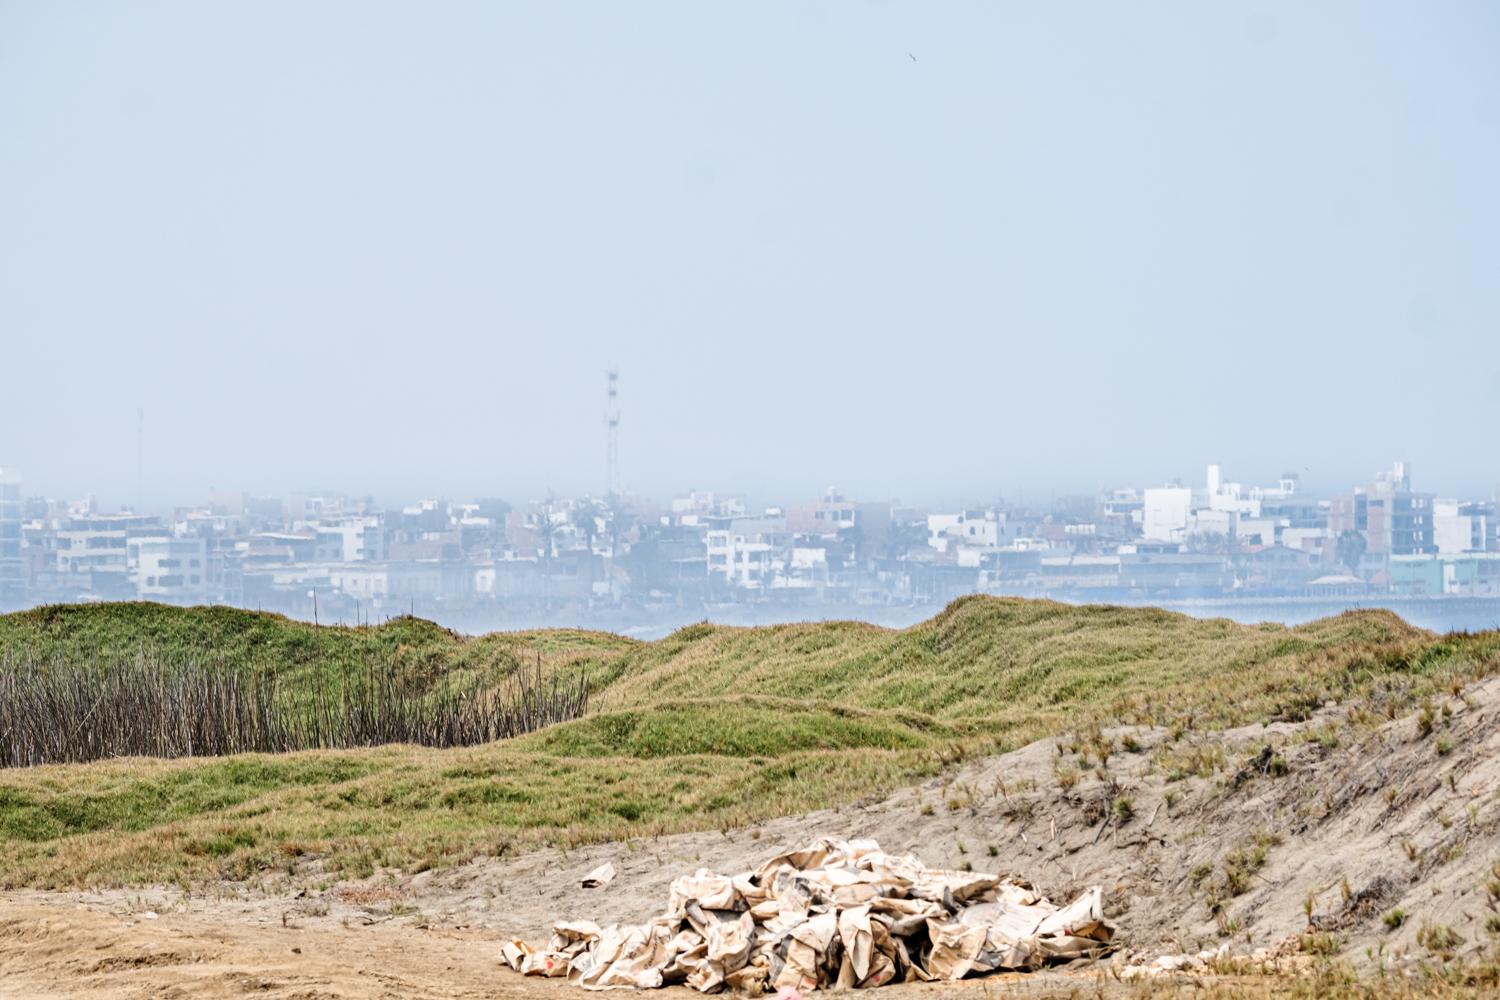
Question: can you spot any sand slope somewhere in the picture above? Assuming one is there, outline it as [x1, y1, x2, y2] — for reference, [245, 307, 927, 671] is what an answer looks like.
[4, 671, 1498, 997]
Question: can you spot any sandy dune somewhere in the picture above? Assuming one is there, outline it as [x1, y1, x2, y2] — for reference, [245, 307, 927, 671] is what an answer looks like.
[4, 672, 1498, 997]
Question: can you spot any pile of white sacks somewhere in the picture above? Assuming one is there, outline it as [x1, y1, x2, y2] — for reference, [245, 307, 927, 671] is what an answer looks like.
[500, 837, 1113, 992]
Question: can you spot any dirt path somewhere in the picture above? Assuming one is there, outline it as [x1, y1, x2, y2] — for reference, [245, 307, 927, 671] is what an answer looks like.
[0, 895, 1103, 999]
[0, 896, 507, 998]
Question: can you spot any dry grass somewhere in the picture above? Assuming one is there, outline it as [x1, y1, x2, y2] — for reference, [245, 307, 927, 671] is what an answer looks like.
[0, 653, 587, 766]
[0, 596, 1496, 890]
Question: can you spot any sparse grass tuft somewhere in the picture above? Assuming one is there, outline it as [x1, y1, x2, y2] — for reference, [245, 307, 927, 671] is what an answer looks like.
[1419, 701, 1437, 738]
[1205, 830, 1283, 911]
[1417, 921, 1464, 958]
[1300, 931, 1342, 956]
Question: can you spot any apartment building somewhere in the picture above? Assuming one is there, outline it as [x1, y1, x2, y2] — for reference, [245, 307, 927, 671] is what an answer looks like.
[53, 511, 164, 598]
[128, 536, 208, 602]
[1434, 499, 1497, 554]
[1329, 463, 1436, 557]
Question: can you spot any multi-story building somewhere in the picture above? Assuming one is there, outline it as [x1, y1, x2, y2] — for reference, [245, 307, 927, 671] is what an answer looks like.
[1098, 488, 1144, 533]
[787, 489, 859, 535]
[1329, 462, 1436, 557]
[1434, 499, 1496, 554]
[0, 467, 23, 607]
[53, 510, 164, 596]
[1203, 464, 1261, 517]
[128, 536, 209, 603]
[705, 514, 786, 588]
[242, 530, 319, 566]
[1141, 487, 1192, 542]
[1390, 552, 1500, 596]
[926, 509, 1005, 554]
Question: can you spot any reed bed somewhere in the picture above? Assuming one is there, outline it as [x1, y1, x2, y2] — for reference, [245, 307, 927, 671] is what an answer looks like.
[0, 651, 587, 767]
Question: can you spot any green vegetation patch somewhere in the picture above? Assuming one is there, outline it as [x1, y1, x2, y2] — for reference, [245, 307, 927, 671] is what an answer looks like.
[0, 742, 943, 888]
[512, 697, 951, 758]
[0, 601, 634, 695]
[0, 755, 377, 843]
[1, 595, 1495, 889]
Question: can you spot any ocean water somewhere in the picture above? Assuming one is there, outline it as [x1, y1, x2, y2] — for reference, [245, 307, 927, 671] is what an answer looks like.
[1140, 596, 1500, 634]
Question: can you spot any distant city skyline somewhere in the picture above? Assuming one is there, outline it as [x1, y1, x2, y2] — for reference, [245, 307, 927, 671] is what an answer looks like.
[4, 454, 1497, 635]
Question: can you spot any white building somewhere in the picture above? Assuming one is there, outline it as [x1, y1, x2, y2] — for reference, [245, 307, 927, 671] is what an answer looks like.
[174, 509, 239, 539]
[1187, 507, 1235, 539]
[705, 515, 785, 588]
[1434, 499, 1495, 553]
[128, 536, 208, 602]
[1142, 487, 1192, 542]
[1101, 488, 1144, 529]
[55, 512, 163, 577]
[1234, 517, 1280, 547]
[924, 513, 962, 553]
[1204, 463, 1261, 517]
[316, 514, 385, 562]
[673, 491, 746, 519]
[326, 563, 391, 599]
[326, 561, 445, 600]
[926, 509, 1004, 553]
[1281, 527, 1326, 554]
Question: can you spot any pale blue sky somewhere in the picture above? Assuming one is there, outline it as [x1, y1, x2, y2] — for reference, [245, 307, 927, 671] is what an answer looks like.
[2, 1, 1497, 508]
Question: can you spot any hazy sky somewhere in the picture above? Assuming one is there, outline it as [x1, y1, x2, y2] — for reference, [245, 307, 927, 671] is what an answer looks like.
[2, 1, 1497, 510]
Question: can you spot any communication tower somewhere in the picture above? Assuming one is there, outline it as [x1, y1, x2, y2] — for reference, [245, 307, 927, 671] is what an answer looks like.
[605, 370, 620, 496]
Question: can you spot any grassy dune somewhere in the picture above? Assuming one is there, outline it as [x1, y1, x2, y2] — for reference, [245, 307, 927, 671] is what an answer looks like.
[595, 597, 1436, 725]
[0, 596, 1496, 888]
[0, 601, 633, 692]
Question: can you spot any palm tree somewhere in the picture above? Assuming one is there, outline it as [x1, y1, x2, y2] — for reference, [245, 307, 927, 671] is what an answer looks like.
[573, 503, 599, 553]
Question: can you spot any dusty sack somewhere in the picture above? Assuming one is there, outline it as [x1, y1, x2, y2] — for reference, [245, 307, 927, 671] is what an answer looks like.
[499, 837, 1113, 991]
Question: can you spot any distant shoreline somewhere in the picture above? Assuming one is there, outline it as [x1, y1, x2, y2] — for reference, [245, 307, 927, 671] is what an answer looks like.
[433, 592, 1500, 638]
[6, 592, 1495, 639]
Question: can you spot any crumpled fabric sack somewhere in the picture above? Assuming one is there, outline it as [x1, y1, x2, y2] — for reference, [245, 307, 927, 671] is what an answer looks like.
[499, 836, 1113, 992]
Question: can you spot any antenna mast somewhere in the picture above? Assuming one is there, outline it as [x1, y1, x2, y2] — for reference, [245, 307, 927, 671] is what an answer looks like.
[605, 369, 620, 496]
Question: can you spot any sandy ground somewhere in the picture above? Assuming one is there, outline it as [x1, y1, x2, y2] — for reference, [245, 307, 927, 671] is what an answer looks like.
[0, 897, 1107, 999]
[4, 672, 1499, 998]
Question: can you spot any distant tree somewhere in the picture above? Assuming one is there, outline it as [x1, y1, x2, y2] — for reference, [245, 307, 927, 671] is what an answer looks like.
[604, 493, 638, 563]
[1187, 531, 1230, 555]
[536, 509, 556, 566]
[573, 504, 599, 553]
[1335, 529, 1367, 574]
[840, 521, 864, 570]
[885, 519, 929, 560]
